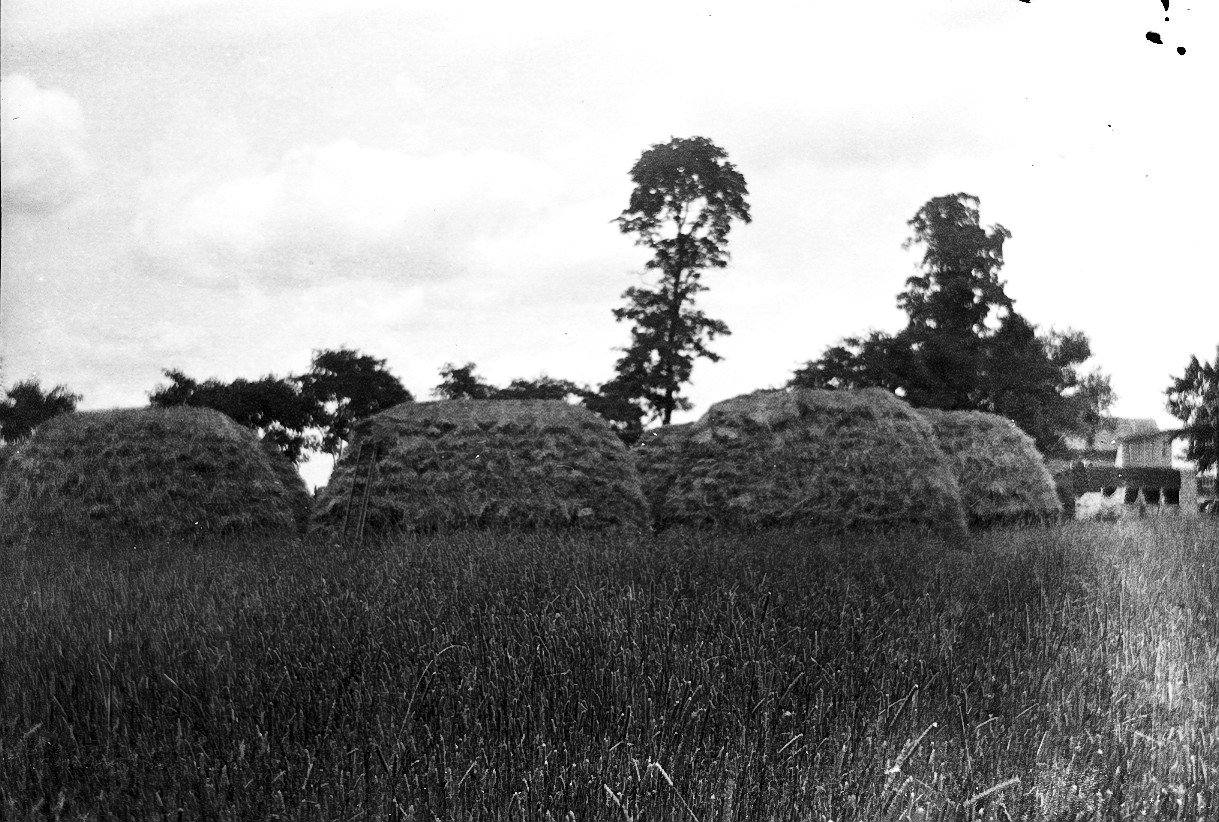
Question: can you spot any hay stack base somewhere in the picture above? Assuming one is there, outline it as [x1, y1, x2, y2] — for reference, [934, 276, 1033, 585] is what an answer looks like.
[920, 409, 1062, 527]
[636, 388, 967, 537]
[313, 400, 649, 535]
[0, 407, 310, 543]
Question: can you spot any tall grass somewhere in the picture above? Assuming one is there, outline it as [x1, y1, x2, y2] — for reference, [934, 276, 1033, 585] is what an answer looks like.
[2, 520, 1216, 820]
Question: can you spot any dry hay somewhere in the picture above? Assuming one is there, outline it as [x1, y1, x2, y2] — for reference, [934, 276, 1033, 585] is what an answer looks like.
[0, 407, 310, 543]
[312, 400, 649, 534]
[920, 409, 1062, 527]
[633, 423, 694, 522]
[644, 388, 968, 536]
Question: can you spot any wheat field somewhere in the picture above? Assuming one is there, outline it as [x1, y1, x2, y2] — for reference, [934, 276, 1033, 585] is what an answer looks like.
[2, 519, 1215, 820]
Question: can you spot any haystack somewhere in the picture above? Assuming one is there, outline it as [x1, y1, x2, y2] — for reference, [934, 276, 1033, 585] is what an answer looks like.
[633, 423, 694, 523]
[313, 400, 649, 534]
[0, 407, 310, 543]
[647, 388, 968, 536]
[920, 409, 1062, 527]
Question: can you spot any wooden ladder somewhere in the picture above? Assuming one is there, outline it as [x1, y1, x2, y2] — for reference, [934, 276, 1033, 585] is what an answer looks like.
[341, 442, 380, 544]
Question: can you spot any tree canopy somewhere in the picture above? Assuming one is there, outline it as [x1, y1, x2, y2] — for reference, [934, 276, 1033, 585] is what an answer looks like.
[494, 376, 585, 403]
[791, 193, 1113, 454]
[149, 370, 320, 463]
[432, 363, 498, 401]
[433, 363, 587, 404]
[299, 348, 412, 456]
[1166, 345, 1219, 474]
[608, 136, 751, 425]
[0, 379, 81, 442]
[150, 348, 410, 462]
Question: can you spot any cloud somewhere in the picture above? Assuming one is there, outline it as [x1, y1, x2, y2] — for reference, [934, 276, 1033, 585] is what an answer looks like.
[0, 74, 91, 214]
[133, 139, 566, 288]
[1, 0, 229, 39]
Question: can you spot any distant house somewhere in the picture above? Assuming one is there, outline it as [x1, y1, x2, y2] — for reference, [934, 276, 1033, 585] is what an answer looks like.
[1063, 417, 1160, 463]
[1116, 429, 1178, 468]
[1058, 419, 1201, 515]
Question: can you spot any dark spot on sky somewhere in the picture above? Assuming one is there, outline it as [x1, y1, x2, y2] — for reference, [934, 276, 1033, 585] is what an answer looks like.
[1148, 0, 1187, 53]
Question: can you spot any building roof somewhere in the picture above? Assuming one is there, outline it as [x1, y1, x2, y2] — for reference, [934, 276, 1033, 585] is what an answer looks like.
[1119, 428, 1182, 444]
[1091, 417, 1159, 448]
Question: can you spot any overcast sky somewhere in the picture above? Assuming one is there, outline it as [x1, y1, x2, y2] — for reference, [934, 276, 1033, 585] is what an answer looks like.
[3, 0, 1216, 487]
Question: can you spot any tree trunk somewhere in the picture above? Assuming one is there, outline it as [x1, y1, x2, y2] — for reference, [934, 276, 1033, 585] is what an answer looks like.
[660, 241, 688, 426]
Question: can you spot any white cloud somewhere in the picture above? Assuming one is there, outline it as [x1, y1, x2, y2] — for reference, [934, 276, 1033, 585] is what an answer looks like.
[133, 139, 566, 288]
[0, 74, 91, 214]
[1, 0, 230, 39]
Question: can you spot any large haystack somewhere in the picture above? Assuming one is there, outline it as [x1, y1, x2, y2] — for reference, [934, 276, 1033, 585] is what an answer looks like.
[0, 407, 310, 542]
[647, 388, 967, 536]
[313, 400, 649, 534]
[920, 409, 1062, 527]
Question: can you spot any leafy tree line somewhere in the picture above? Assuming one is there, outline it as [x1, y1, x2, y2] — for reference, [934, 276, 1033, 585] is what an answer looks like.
[8, 341, 1213, 473]
[150, 357, 646, 459]
[147, 348, 411, 463]
[0, 380, 82, 442]
[790, 193, 1117, 456]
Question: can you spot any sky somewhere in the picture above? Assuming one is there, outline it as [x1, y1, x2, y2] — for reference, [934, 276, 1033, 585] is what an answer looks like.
[2, 0, 1216, 490]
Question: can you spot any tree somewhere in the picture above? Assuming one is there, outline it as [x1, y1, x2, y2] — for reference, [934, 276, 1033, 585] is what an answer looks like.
[896, 193, 1013, 410]
[790, 330, 913, 394]
[299, 348, 412, 457]
[149, 370, 320, 463]
[610, 136, 751, 425]
[1166, 345, 1219, 474]
[494, 375, 585, 403]
[0, 379, 81, 442]
[432, 362, 497, 400]
[979, 316, 1111, 453]
[581, 378, 647, 445]
[791, 193, 1113, 453]
[1070, 363, 1118, 448]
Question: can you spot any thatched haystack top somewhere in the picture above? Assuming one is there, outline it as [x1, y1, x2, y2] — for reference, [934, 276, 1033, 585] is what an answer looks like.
[920, 409, 1062, 526]
[701, 387, 917, 432]
[649, 387, 968, 536]
[371, 399, 608, 429]
[0, 407, 309, 543]
[316, 399, 649, 534]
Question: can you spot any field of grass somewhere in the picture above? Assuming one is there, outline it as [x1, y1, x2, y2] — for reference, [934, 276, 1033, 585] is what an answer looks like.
[2, 519, 1216, 820]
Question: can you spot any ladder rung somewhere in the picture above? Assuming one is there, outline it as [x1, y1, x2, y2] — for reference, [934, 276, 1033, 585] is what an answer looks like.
[354, 445, 378, 542]
[341, 441, 380, 543]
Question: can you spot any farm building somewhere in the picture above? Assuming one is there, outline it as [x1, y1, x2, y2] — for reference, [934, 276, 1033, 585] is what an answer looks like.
[1062, 417, 1159, 463]
[313, 399, 649, 536]
[1115, 429, 1177, 468]
[1055, 422, 1204, 516]
[0, 407, 310, 543]
[635, 387, 968, 537]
